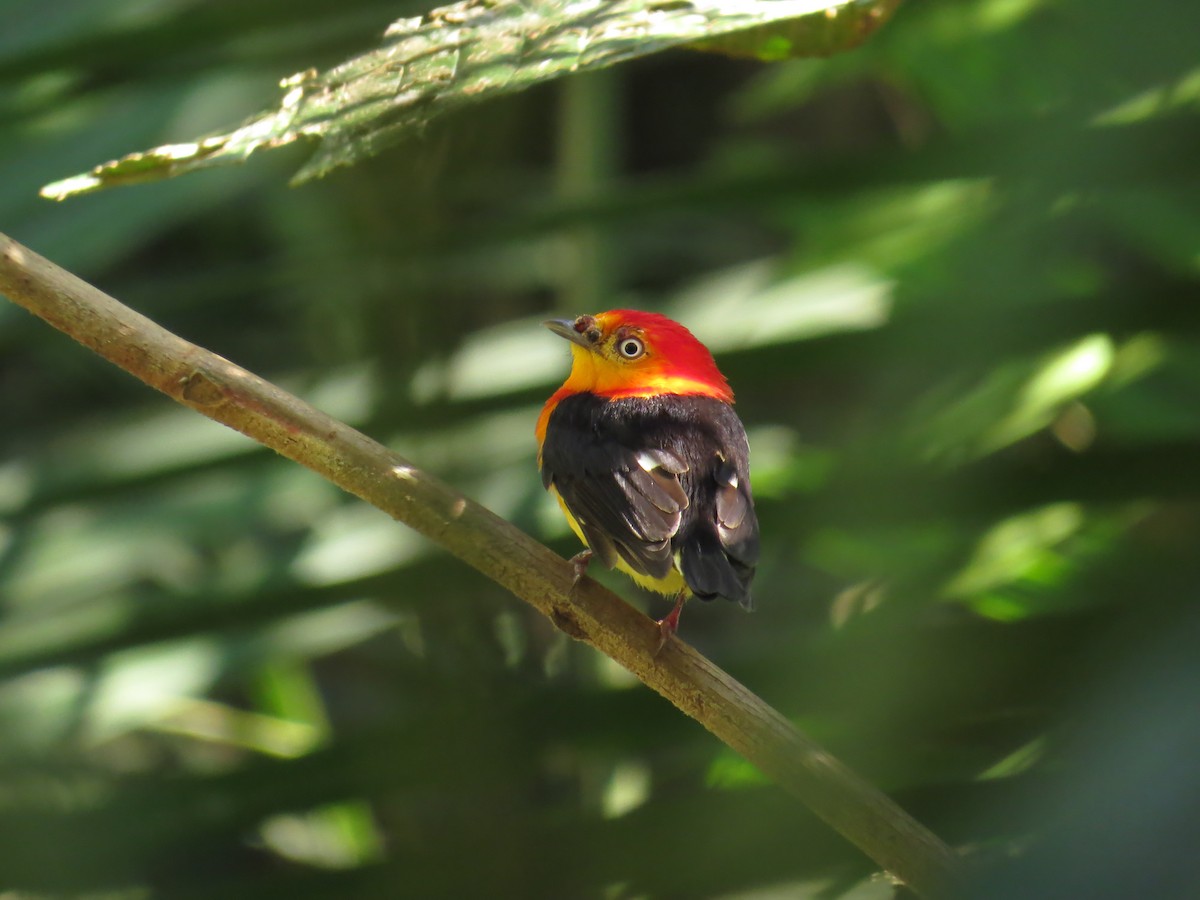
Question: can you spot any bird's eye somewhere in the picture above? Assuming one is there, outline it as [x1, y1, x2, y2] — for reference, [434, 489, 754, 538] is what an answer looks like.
[617, 337, 645, 359]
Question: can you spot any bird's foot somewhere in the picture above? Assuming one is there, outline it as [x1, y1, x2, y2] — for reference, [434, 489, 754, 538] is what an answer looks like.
[568, 549, 594, 588]
[653, 593, 687, 657]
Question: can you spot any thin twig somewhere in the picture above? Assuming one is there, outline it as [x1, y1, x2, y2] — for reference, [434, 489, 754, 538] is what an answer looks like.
[0, 231, 962, 898]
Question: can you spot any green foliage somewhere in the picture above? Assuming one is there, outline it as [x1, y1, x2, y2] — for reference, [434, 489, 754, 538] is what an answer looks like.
[40, 0, 896, 198]
[2, 0, 1199, 896]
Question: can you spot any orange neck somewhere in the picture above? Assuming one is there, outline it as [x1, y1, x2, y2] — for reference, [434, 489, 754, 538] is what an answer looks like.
[537, 344, 733, 454]
[536, 377, 732, 450]
[565, 343, 730, 398]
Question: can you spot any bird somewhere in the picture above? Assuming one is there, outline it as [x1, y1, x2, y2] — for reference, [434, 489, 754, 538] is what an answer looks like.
[536, 309, 759, 650]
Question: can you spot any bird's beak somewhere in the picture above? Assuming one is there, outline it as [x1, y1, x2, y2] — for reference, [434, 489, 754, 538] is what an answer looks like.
[543, 316, 594, 348]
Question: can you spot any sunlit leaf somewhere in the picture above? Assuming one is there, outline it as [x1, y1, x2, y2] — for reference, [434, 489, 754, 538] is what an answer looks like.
[41, 0, 898, 199]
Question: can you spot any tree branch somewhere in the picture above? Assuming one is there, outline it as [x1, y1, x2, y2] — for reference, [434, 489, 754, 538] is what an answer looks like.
[0, 231, 962, 898]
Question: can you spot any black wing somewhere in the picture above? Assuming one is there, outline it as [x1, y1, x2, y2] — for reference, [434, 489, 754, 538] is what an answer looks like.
[541, 393, 758, 607]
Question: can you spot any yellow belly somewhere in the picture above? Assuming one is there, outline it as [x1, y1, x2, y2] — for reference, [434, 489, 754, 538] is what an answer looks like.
[550, 485, 687, 597]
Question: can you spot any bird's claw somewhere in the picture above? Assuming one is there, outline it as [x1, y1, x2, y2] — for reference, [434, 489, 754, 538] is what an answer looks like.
[568, 549, 594, 588]
[653, 593, 686, 657]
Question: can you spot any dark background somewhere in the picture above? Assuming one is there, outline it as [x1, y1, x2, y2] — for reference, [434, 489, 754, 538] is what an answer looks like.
[2, 0, 1199, 896]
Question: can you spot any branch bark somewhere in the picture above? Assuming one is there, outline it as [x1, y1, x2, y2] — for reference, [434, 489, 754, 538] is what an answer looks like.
[0, 231, 962, 898]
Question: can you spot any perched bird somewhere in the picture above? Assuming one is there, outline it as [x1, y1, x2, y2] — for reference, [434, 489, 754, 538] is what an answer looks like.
[537, 310, 758, 649]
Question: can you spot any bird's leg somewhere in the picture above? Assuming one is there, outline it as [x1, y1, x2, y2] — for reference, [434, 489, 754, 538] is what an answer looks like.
[654, 591, 687, 656]
[568, 549, 594, 588]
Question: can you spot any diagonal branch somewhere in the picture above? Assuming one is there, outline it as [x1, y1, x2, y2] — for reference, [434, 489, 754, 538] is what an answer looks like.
[0, 231, 961, 899]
